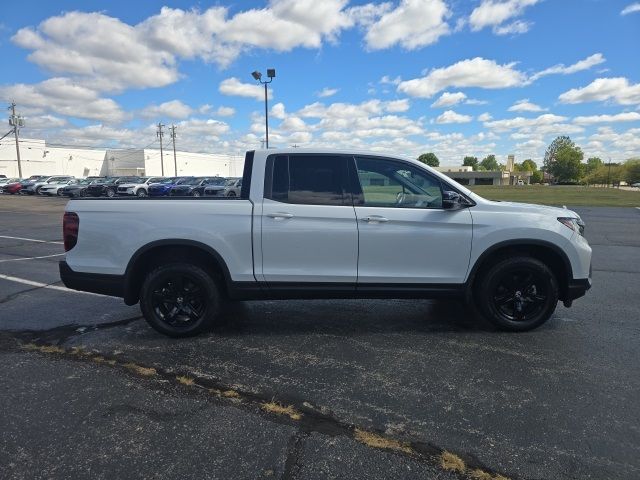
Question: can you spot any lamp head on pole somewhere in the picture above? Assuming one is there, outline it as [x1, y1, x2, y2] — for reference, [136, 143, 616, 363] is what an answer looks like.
[267, 68, 276, 78]
[251, 71, 262, 80]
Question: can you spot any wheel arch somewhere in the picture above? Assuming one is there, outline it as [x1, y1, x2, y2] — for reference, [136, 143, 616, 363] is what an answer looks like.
[466, 239, 573, 301]
[123, 239, 233, 305]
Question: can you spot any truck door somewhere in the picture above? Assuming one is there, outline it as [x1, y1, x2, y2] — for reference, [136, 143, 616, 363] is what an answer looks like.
[260, 154, 358, 284]
[351, 156, 473, 285]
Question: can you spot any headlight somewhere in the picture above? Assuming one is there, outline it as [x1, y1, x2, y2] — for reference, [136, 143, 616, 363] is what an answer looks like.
[558, 217, 585, 236]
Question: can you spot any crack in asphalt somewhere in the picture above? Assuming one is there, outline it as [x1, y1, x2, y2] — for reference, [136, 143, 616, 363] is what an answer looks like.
[0, 318, 514, 479]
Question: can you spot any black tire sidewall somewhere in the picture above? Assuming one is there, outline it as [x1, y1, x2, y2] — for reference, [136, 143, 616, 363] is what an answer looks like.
[477, 257, 558, 332]
[140, 263, 219, 337]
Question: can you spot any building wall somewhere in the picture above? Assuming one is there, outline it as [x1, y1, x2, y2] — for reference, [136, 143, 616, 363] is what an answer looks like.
[0, 137, 244, 179]
[0, 138, 106, 178]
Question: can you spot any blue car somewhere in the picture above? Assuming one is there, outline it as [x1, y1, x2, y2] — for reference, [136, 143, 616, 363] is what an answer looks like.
[148, 177, 192, 196]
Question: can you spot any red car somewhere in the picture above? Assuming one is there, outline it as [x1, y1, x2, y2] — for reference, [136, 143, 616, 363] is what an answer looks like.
[1, 181, 23, 194]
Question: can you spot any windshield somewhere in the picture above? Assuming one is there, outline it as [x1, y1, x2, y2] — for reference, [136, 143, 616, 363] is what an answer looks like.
[175, 178, 193, 185]
[182, 178, 205, 186]
[225, 178, 238, 186]
[157, 177, 178, 184]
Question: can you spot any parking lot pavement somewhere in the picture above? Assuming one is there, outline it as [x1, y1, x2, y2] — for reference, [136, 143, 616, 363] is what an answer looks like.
[1, 196, 639, 480]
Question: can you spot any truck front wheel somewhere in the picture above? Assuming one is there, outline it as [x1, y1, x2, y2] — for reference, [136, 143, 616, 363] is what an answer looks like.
[139, 263, 220, 337]
[475, 256, 558, 332]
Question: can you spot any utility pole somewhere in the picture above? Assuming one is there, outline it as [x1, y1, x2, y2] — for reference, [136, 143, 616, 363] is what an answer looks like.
[156, 122, 165, 176]
[606, 157, 612, 188]
[169, 124, 178, 176]
[8, 102, 24, 178]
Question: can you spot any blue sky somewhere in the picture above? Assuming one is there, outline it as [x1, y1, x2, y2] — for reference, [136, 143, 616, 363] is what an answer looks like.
[1, 0, 639, 165]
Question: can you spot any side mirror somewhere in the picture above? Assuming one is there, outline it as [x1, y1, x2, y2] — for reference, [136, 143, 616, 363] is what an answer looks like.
[442, 191, 465, 210]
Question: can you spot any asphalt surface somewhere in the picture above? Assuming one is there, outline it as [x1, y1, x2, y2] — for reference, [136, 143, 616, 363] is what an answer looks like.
[1, 195, 639, 480]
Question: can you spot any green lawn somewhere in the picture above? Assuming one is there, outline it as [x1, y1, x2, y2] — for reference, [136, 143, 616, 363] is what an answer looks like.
[468, 185, 640, 207]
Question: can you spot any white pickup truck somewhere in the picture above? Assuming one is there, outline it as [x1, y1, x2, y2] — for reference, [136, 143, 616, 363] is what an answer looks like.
[60, 149, 592, 337]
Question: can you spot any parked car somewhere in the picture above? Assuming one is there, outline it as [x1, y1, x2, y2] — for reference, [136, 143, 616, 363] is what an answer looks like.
[169, 177, 222, 197]
[61, 149, 592, 338]
[39, 179, 80, 196]
[61, 179, 98, 198]
[21, 176, 75, 195]
[1, 180, 25, 194]
[204, 177, 242, 197]
[116, 177, 165, 197]
[631, 182, 640, 188]
[86, 176, 141, 197]
[0, 177, 20, 187]
[148, 177, 192, 196]
[0, 174, 6, 178]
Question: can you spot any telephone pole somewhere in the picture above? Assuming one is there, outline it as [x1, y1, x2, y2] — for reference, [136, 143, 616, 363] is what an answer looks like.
[8, 102, 24, 178]
[169, 124, 177, 176]
[156, 122, 165, 176]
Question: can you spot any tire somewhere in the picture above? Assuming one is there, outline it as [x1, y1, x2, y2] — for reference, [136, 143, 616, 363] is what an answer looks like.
[139, 263, 220, 337]
[35, 186, 42, 195]
[475, 256, 558, 332]
[106, 188, 116, 198]
[136, 189, 148, 198]
[227, 191, 236, 197]
[192, 190, 201, 197]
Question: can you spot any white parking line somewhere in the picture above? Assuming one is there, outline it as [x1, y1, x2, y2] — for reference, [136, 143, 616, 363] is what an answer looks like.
[0, 253, 65, 263]
[0, 235, 63, 245]
[0, 273, 106, 297]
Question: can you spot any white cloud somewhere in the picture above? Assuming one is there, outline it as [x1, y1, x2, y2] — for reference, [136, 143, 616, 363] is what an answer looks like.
[431, 91, 467, 108]
[435, 110, 472, 124]
[493, 20, 531, 35]
[385, 99, 411, 112]
[573, 112, 640, 125]
[485, 113, 569, 131]
[215, 106, 235, 117]
[621, 3, 640, 15]
[141, 100, 193, 119]
[478, 112, 493, 121]
[469, 0, 540, 33]
[398, 57, 526, 98]
[0, 77, 125, 123]
[529, 53, 606, 82]
[21, 114, 68, 130]
[271, 103, 286, 119]
[508, 99, 546, 112]
[364, 0, 450, 50]
[317, 87, 339, 98]
[219, 77, 273, 101]
[380, 75, 402, 85]
[559, 77, 640, 105]
[280, 116, 308, 132]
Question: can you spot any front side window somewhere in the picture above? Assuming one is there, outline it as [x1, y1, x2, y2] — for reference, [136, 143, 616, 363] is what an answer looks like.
[353, 157, 443, 209]
[267, 154, 349, 206]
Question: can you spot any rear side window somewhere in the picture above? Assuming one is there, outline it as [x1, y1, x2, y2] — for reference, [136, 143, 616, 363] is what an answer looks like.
[267, 154, 349, 206]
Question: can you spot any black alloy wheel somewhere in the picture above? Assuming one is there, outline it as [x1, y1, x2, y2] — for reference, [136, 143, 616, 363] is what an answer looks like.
[477, 256, 558, 331]
[140, 263, 220, 337]
[137, 189, 148, 197]
[106, 188, 116, 197]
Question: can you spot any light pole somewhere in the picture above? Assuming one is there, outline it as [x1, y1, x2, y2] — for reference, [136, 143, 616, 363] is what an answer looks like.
[8, 102, 24, 178]
[251, 69, 275, 149]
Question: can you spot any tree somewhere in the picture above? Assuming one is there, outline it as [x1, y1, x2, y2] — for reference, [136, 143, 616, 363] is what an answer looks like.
[418, 152, 439, 167]
[549, 145, 584, 183]
[531, 170, 544, 184]
[480, 154, 499, 171]
[624, 159, 640, 184]
[585, 157, 603, 175]
[463, 156, 478, 171]
[544, 136, 576, 172]
[521, 159, 537, 172]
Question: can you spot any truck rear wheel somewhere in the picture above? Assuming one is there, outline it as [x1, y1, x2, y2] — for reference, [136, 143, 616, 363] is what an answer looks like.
[139, 263, 220, 337]
[475, 256, 558, 332]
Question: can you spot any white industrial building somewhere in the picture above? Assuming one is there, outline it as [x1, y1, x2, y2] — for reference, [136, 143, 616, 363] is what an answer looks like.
[0, 138, 245, 179]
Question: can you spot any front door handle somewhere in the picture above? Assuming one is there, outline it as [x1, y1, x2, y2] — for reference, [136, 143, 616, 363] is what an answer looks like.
[361, 215, 389, 223]
[267, 212, 294, 219]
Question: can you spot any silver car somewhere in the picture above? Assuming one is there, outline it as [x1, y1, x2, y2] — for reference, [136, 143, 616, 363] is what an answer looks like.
[38, 179, 80, 196]
[204, 177, 242, 197]
[22, 176, 75, 195]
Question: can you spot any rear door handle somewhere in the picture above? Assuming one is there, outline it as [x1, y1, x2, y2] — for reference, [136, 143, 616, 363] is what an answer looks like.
[361, 215, 389, 223]
[267, 212, 294, 219]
